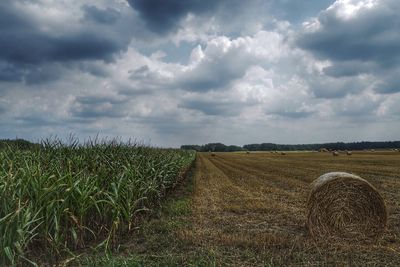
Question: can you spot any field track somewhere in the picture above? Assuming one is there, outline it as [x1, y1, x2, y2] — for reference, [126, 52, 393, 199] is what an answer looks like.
[183, 152, 400, 266]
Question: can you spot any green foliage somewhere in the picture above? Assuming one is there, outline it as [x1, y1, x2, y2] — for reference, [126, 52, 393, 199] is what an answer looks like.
[182, 141, 400, 152]
[0, 139, 41, 150]
[181, 143, 243, 152]
[163, 198, 192, 217]
[243, 141, 400, 151]
[78, 251, 218, 267]
[0, 138, 195, 265]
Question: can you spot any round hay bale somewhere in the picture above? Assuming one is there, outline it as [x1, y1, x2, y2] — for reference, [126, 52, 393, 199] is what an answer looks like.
[307, 172, 387, 240]
[211, 152, 216, 157]
[246, 151, 250, 154]
[281, 152, 286, 155]
[332, 151, 339, 156]
[346, 151, 352, 156]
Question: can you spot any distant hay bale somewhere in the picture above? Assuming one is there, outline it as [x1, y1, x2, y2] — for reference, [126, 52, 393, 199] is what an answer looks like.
[246, 151, 250, 154]
[371, 149, 375, 152]
[211, 152, 216, 157]
[346, 151, 352, 156]
[319, 148, 328, 152]
[281, 152, 286, 155]
[332, 151, 339, 156]
[307, 172, 387, 240]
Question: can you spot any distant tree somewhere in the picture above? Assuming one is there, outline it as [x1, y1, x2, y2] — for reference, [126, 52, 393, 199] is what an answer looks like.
[180, 145, 202, 151]
[0, 139, 41, 150]
[183, 141, 400, 152]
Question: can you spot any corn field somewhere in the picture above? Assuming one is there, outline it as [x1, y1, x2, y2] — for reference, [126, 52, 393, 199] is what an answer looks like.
[0, 138, 195, 265]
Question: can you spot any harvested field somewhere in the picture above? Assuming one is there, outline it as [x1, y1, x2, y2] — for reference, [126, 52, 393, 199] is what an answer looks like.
[182, 151, 400, 266]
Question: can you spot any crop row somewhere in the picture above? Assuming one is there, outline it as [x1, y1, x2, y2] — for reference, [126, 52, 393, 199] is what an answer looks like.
[0, 139, 195, 265]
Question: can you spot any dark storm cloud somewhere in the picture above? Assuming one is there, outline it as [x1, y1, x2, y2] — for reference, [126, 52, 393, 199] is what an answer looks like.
[127, 0, 223, 34]
[0, 1, 129, 83]
[0, 30, 122, 65]
[82, 5, 121, 25]
[128, 0, 335, 35]
[52, 33, 123, 62]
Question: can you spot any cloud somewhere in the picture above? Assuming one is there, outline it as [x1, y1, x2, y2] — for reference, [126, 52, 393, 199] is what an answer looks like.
[127, 0, 223, 34]
[176, 31, 287, 92]
[128, 0, 335, 37]
[322, 60, 378, 77]
[78, 62, 110, 78]
[14, 114, 61, 127]
[0, 103, 5, 114]
[0, 62, 25, 82]
[0, 0, 138, 86]
[307, 74, 374, 98]
[24, 64, 64, 85]
[0, 28, 123, 65]
[69, 95, 129, 119]
[178, 96, 242, 116]
[82, 5, 121, 25]
[373, 68, 400, 94]
[378, 92, 400, 117]
[297, 0, 400, 94]
[269, 0, 335, 22]
[331, 92, 383, 117]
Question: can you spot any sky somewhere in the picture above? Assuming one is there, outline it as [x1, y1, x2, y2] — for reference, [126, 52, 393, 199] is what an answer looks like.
[1, 0, 400, 147]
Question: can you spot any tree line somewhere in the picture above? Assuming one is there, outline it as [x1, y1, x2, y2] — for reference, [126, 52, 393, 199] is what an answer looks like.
[181, 141, 400, 152]
[0, 139, 41, 150]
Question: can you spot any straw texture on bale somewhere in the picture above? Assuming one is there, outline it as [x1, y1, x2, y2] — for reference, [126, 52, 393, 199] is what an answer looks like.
[307, 172, 387, 240]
